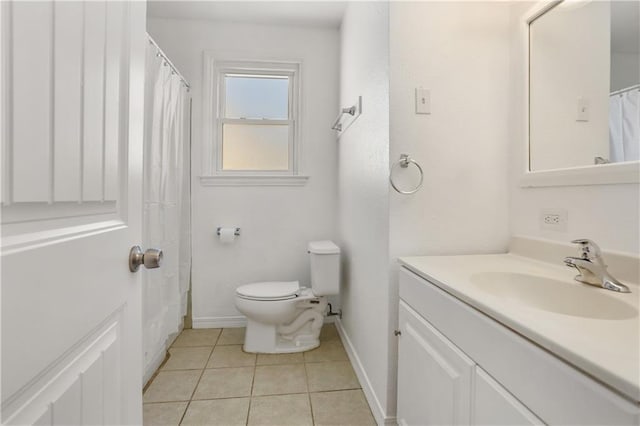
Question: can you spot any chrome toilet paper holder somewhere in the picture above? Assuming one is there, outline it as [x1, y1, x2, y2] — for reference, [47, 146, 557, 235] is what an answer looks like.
[217, 227, 241, 236]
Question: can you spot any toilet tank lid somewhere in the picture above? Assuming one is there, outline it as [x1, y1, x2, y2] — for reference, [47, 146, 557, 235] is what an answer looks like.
[308, 240, 340, 254]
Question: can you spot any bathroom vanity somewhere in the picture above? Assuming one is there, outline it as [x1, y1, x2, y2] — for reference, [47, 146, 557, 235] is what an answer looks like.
[396, 244, 640, 425]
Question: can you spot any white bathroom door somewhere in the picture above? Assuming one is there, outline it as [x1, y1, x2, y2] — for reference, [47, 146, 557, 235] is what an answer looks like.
[1, 1, 147, 424]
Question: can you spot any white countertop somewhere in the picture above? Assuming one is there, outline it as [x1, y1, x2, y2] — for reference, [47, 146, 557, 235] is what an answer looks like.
[398, 253, 640, 402]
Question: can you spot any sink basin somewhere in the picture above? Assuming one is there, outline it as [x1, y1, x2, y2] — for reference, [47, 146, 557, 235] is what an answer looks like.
[470, 272, 637, 320]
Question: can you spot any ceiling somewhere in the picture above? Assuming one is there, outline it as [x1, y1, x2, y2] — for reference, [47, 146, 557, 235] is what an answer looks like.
[148, 1, 638, 53]
[147, 1, 347, 29]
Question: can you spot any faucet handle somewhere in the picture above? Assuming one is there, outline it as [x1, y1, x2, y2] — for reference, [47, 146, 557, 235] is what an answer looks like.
[571, 239, 602, 260]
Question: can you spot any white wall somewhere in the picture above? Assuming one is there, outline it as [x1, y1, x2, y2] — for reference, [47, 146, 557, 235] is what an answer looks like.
[611, 52, 640, 92]
[147, 18, 340, 327]
[388, 0, 512, 416]
[389, 1, 511, 257]
[611, 0, 640, 92]
[529, 1, 610, 170]
[337, 2, 392, 423]
[509, 2, 640, 255]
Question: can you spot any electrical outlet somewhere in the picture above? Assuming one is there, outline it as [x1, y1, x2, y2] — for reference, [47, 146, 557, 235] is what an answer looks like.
[543, 214, 561, 225]
[540, 209, 568, 232]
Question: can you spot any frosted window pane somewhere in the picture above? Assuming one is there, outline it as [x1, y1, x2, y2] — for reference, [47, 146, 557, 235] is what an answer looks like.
[222, 124, 289, 170]
[225, 75, 289, 119]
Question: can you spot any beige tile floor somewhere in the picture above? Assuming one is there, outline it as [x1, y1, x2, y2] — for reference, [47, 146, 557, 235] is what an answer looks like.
[143, 324, 376, 426]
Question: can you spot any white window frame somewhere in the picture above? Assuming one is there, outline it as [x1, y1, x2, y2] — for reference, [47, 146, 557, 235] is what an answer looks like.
[201, 54, 307, 186]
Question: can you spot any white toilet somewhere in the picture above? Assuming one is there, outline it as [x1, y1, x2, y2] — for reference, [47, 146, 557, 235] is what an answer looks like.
[235, 240, 340, 353]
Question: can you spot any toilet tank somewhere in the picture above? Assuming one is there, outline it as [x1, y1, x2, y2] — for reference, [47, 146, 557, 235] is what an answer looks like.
[308, 240, 340, 296]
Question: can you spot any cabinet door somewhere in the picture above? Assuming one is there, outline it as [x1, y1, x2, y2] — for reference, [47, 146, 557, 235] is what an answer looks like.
[398, 301, 475, 426]
[472, 368, 543, 426]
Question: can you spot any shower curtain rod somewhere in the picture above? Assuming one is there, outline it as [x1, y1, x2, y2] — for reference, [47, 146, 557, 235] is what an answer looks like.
[610, 84, 639, 97]
[147, 34, 191, 91]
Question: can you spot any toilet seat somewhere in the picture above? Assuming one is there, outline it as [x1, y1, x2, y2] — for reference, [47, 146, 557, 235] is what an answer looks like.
[236, 281, 301, 301]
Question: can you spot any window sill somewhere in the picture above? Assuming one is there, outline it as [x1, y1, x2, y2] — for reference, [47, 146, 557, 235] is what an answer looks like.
[199, 175, 310, 187]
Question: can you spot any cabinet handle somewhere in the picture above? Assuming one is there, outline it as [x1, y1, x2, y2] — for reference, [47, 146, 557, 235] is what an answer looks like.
[394, 330, 402, 336]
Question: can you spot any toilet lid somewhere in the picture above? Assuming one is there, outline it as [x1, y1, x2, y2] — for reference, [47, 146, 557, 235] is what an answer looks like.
[236, 281, 301, 301]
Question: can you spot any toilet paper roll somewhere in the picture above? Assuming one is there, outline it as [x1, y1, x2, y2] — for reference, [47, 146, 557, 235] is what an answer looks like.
[218, 227, 236, 244]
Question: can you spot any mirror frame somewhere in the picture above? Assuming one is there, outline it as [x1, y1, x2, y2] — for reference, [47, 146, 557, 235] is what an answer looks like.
[521, 0, 640, 188]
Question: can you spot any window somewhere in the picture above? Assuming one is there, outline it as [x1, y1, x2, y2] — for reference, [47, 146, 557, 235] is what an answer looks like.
[202, 57, 305, 185]
[220, 73, 292, 171]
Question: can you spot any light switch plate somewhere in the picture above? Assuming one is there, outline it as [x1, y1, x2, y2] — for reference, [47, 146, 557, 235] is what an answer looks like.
[416, 88, 430, 114]
[576, 97, 589, 122]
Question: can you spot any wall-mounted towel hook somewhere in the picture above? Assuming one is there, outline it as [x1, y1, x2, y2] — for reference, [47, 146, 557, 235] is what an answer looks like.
[331, 96, 363, 134]
[331, 106, 356, 131]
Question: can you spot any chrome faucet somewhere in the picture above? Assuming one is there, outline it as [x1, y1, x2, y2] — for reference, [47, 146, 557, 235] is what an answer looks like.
[563, 239, 630, 293]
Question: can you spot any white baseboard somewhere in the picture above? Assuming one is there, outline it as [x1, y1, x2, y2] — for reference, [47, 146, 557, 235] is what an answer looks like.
[323, 315, 337, 324]
[335, 318, 397, 426]
[192, 315, 247, 329]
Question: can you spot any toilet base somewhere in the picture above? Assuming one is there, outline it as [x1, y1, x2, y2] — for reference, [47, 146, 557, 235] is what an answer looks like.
[242, 319, 328, 354]
[243, 318, 323, 353]
[242, 297, 329, 354]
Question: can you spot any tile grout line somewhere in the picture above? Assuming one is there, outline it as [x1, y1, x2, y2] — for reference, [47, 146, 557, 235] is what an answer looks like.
[244, 397, 251, 426]
[308, 391, 316, 426]
[144, 389, 365, 406]
[203, 335, 217, 370]
[181, 367, 205, 417]
[243, 327, 255, 426]
[177, 399, 191, 425]
[246, 341, 258, 426]
[171, 344, 220, 348]
[305, 361, 315, 426]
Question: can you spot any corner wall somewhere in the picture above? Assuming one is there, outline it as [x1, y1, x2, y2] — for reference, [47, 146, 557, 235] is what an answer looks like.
[337, 2, 392, 423]
[338, 3, 513, 422]
[389, 1, 512, 257]
[147, 18, 340, 327]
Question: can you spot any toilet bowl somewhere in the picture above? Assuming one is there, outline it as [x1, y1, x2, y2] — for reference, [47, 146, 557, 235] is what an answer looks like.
[234, 241, 340, 353]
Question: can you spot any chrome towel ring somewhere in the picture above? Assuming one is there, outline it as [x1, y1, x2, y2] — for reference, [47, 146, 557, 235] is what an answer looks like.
[390, 154, 424, 195]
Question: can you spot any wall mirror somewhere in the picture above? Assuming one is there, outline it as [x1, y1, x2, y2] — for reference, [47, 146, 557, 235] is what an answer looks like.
[525, 0, 639, 186]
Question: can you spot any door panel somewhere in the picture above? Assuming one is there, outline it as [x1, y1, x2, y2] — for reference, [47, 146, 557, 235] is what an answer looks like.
[82, 1, 107, 201]
[3, 315, 122, 425]
[10, 1, 52, 202]
[53, 2, 83, 202]
[4, 1, 124, 216]
[1, 1, 146, 424]
[472, 368, 543, 426]
[397, 301, 474, 426]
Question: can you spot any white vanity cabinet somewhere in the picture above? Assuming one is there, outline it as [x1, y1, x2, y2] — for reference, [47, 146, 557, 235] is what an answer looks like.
[397, 301, 474, 425]
[398, 301, 542, 426]
[471, 364, 543, 425]
[397, 267, 640, 426]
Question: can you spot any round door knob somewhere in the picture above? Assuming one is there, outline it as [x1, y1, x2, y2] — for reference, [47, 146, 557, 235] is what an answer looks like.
[129, 246, 163, 272]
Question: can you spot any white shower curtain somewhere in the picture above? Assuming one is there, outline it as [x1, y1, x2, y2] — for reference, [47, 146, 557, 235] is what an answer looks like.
[143, 40, 191, 380]
[609, 88, 640, 163]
